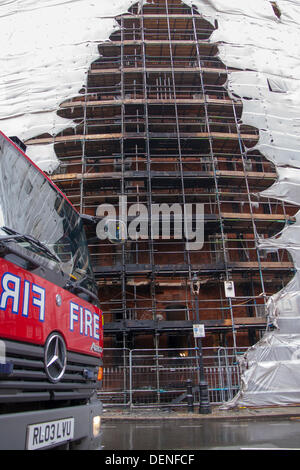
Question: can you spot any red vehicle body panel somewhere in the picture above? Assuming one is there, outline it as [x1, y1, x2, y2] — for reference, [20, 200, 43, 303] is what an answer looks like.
[0, 248, 103, 358]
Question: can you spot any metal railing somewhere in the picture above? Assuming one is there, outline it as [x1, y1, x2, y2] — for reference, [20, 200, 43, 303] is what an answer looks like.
[98, 347, 247, 409]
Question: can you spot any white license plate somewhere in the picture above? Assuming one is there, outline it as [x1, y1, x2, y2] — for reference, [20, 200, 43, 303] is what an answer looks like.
[26, 417, 74, 450]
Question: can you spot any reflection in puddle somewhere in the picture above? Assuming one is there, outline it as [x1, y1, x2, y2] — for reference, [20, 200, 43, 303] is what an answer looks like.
[101, 418, 300, 450]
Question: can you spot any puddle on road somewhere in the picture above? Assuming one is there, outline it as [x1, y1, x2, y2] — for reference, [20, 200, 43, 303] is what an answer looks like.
[101, 418, 300, 450]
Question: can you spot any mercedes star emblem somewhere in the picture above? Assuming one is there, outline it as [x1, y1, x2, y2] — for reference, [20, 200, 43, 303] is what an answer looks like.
[44, 332, 67, 383]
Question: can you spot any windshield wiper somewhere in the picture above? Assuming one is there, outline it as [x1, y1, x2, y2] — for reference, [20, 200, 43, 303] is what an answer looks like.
[0, 226, 60, 263]
[64, 275, 99, 305]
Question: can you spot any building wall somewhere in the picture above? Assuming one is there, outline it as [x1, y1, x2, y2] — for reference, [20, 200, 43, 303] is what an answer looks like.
[2, 2, 300, 393]
[43, 0, 296, 351]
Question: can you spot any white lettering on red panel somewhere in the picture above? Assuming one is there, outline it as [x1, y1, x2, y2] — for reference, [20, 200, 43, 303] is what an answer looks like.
[69, 301, 99, 340]
[0, 271, 100, 342]
[0, 272, 45, 321]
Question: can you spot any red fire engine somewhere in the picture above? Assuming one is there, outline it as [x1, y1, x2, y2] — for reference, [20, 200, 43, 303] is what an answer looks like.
[0, 131, 103, 450]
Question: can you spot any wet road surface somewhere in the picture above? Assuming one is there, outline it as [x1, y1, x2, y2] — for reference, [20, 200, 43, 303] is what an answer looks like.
[101, 418, 300, 450]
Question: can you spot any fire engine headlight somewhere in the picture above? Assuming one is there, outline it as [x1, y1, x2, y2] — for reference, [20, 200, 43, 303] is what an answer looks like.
[93, 415, 101, 437]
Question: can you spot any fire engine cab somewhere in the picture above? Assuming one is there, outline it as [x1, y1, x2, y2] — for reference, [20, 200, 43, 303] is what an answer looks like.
[0, 131, 103, 450]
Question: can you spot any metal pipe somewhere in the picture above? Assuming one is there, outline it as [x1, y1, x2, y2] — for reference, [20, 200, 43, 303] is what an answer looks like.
[192, 272, 211, 414]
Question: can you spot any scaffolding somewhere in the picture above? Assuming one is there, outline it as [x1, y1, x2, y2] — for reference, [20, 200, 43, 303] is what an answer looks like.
[25, 0, 296, 379]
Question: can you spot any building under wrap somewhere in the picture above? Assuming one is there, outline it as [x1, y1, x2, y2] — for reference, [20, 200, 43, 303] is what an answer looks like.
[1, 0, 300, 408]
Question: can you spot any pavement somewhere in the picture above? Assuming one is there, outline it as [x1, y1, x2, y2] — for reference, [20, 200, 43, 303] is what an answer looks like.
[102, 404, 300, 421]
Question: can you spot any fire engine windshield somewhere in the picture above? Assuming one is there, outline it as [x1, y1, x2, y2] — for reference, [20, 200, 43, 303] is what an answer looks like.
[0, 133, 96, 295]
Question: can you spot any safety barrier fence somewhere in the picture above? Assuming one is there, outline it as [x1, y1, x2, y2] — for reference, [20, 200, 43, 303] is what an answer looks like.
[98, 347, 247, 409]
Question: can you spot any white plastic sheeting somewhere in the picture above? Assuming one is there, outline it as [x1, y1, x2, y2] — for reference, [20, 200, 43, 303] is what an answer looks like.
[2, 0, 300, 406]
[192, 0, 300, 408]
[0, 0, 137, 171]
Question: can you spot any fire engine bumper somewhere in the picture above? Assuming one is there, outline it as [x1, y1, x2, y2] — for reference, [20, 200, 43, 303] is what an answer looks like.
[0, 400, 103, 450]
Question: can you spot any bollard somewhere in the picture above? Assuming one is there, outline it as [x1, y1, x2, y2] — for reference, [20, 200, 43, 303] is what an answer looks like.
[186, 379, 194, 413]
[199, 380, 211, 414]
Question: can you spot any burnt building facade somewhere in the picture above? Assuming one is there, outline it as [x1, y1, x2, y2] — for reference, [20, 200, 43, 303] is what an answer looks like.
[26, 0, 296, 358]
